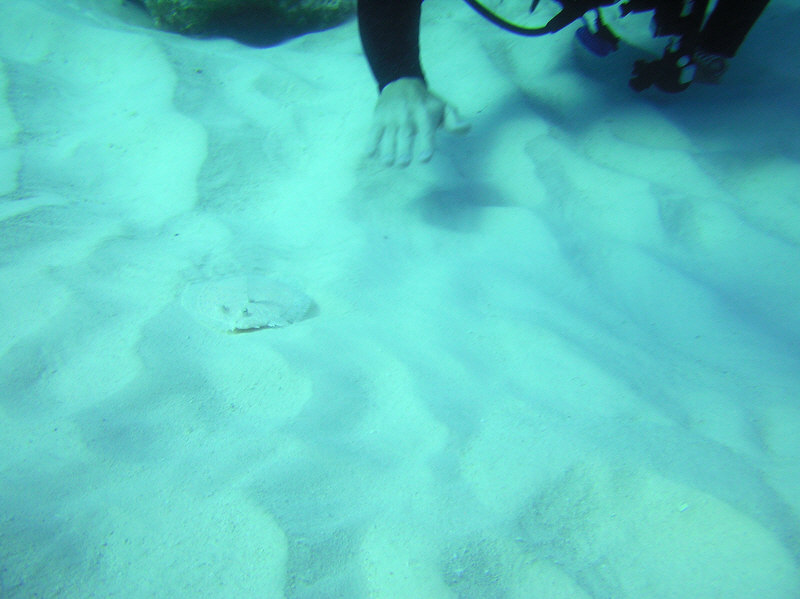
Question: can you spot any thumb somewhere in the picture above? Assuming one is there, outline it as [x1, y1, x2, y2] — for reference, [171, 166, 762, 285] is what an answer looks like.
[443, 104, 470, 134]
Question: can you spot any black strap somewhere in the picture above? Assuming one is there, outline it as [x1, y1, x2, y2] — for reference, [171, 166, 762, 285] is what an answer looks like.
[462, 0, 616, 36]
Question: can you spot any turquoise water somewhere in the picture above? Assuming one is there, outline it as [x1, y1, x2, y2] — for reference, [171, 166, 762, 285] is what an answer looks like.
[1, 0, 798, 597]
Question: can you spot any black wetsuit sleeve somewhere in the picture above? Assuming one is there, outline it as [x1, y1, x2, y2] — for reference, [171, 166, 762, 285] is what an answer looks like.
[698, 0, 769, 57]
[357, 0, 425, 91]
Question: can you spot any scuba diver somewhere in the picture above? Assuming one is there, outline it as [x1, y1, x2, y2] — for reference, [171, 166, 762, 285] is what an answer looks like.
[358, 0, 770, 166]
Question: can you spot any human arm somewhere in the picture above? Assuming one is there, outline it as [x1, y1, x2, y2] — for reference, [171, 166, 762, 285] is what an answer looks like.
[357, 0, 468, 166]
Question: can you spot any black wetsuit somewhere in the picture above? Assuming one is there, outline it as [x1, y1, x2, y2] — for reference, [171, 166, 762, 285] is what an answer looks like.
[356, 0, 768, 89]
[698, 0, 769, 58]
[358, 0, 424, 91]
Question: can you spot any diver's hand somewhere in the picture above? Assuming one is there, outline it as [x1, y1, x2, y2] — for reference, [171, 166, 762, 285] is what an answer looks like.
[367, 77, 469, 167]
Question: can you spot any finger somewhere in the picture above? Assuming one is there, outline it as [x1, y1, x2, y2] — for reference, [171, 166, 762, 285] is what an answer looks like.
[366, 123, 384, 158]
[415, 117, 436, 163]
[379, 127, 397, 166]
[396, 125, 415, 167]
[413, 100, 440, 163]
[443, 105, 470, 134]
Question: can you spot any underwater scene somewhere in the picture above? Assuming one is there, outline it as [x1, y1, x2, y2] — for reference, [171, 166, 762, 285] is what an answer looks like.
[0, 0, 798, 596]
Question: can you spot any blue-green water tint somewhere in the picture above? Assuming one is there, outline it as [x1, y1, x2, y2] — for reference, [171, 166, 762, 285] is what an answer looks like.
[1, 0, 799, 597]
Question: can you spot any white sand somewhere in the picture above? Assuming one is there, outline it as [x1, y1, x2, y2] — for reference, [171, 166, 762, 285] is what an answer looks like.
[1, 0, 799, 596]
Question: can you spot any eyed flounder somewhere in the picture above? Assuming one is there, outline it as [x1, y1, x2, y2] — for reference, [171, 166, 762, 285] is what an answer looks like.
[181, 275, 311, 333]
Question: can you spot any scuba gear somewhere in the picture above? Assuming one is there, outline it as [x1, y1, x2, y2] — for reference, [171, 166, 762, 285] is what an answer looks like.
[462, 0, 713, 92]
[692, 49, 729, 83]
[630, 45, 697, 92]
[575, 11, 620, 56]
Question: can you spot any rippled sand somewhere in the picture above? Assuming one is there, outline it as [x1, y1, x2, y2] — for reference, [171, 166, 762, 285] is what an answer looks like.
[1, 0, 798, 597]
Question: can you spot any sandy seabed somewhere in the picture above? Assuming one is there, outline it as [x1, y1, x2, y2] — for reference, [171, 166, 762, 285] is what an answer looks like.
[1, 0, 799, 597]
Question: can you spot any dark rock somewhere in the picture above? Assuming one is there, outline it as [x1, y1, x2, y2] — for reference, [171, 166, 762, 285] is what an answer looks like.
[139, 0, 356, 46]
